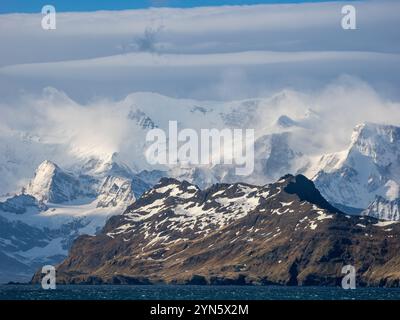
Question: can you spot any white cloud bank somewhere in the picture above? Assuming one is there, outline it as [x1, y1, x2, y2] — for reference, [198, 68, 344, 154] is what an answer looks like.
[1, 76, 399, 162]
[0, 0, 399, 101]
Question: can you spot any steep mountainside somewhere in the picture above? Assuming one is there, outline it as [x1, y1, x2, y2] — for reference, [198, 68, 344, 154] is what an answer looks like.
[0, 195, 124, 283]
[24, 160, 96, 203]
[96, 176, 150, 208]
[313, 123, 400, 213]
[362, 196, 400, 221]
[2, 91, 400, 283]
[2, 90, 400, 220]
[0, 160, 153, 283]
[0, 91, 328, 197]
[37, 175, 400, 287]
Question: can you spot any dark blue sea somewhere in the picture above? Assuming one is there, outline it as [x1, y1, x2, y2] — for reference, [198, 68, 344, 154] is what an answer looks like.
[1, 285, 400, 300]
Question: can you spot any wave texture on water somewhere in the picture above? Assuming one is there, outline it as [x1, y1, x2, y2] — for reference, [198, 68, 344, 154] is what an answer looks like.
[1, 285, 400, 300]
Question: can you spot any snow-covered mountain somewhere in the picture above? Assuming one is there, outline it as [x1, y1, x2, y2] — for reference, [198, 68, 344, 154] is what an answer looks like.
[106, 174, 340, 242]
[0, 159, 155, 283]
[0, 130, 71, 197]
[313, 123, 400, 214]
[2, 90, 400, 282]
[43, 175, 400, 287]
[24, 160, 97, 203]
[0, 90, 316, 197]
[2, 93, 400, 212]
[96, 175, 150, 208]
[0, 194, 47, 215]
[0, 195, 123, 283]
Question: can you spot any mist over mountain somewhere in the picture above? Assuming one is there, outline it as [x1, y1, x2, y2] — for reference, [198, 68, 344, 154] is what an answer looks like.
[1, 81, 399, 195]
[1, 88, 400, 283]
[1, 0, 400, 286]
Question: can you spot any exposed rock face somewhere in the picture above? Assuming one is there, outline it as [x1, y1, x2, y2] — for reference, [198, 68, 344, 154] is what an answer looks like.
[362, 196, 400, 221]
[33, 175, 400, 287]
[128, 109, 157, 129]
[0, 194, 46, 214]
[96, 176, 149, 208]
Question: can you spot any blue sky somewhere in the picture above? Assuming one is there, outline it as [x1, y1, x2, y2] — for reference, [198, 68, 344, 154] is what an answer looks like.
[0, 0, 341, 13]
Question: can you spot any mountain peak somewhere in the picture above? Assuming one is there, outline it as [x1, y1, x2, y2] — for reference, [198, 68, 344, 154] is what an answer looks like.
[283, 174, 341, 213]
[349, 122, 400, 167]
[50, 174, 378, 286]
[351, 122, 400, 145]
[36, 160, 59, 173]
[24, 160, 61, 200]
[24, 161, 95, 203]
[314, 122, 400, 211]
[77, 153, 133, 179]
[156, 177, 184, 187]
[276, 115, 298, 128]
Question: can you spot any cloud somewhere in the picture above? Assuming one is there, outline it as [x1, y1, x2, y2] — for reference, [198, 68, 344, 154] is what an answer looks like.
[1, 49, 399, 102]
[2, 76, 399, 159]
[0, 74, 399, 194]
[286, 75, 400, 154]
[1, 1, 400, 195]
[0, 0, 399, 101]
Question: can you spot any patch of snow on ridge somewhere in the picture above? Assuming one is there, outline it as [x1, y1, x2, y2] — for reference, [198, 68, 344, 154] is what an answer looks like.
[374, 221, 399, 227]
[155, 185, 180, 194]
[316, 210, 333, 221]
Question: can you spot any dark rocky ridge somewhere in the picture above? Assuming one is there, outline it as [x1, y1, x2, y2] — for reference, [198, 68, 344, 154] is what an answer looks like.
[32, 175, 400, 287]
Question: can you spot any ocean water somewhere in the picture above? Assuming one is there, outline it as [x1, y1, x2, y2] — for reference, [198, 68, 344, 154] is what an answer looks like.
[1, 285, 400, 300]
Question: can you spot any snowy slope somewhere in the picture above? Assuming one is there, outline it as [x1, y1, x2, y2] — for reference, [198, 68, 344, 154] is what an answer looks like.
[0, 90, 315, 197]
[96, 175, 150, 208]
[361, 196, 400, 221]
[24, 160, 97, 203]
[2, 91, 400, 212]
[0, 158, 154, 283]
[313, 123, 400, 211]
[106, 174, 339, 242]
[2, 91, 400, 283]
[0, 197, 123, 283]
[0, 130, 72, 196]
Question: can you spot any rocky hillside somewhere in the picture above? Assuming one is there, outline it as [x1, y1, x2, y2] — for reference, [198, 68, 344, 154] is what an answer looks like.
[34, 175, 400, 287]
